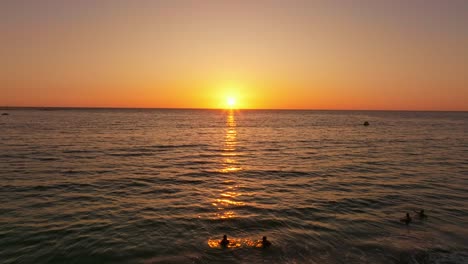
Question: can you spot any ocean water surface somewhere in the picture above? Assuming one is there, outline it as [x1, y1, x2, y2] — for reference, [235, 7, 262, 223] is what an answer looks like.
[0, 109, 467, 264]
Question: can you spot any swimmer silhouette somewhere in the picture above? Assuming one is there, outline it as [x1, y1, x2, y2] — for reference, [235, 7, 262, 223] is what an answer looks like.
[220, 235, 229, 247]
[414, 209, 427, 218]
[261, 236, 271, 247]
[400, 212, 412, 225]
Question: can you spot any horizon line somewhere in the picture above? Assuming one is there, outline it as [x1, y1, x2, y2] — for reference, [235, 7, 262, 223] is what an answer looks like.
[0, 106, 467, 112]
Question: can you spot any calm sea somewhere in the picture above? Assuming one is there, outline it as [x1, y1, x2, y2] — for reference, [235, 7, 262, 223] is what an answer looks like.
[1, 109, 467, 264]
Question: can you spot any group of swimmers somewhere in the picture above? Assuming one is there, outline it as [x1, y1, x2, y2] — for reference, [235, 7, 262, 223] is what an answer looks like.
[220, 235, 271, 248]
[401, 209, 427, 225]
[217, 210, 426, 248]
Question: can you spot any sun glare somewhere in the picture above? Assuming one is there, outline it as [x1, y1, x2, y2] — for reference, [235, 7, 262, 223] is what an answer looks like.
[227, 97, 236, 108]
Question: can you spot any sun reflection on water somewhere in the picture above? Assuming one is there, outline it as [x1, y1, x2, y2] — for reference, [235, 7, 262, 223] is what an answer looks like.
[219, 111, 242, 173]
[207, 238, 263, 248]
[213, 110, 244, 220]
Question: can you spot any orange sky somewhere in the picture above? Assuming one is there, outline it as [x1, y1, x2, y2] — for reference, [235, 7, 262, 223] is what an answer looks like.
[1, 1, 467, 110]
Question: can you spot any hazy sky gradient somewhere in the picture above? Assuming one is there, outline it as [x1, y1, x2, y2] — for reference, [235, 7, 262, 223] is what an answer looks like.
[1, 0, 467, 110]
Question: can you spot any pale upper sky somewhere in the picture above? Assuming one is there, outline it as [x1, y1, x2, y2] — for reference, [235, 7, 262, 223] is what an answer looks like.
[1, 0, 467, 110]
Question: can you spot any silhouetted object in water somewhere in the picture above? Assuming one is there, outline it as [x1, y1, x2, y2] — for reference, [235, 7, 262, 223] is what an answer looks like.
[261, 236, 271, 247]
[1, 113, 8, 116]
[414, 209, 427, 219]
[363, 121, 369, 126]
[220, 235, 229, 247]
[400, 212, 412, 225]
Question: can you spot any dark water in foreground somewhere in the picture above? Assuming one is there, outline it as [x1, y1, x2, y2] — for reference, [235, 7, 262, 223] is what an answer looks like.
[1, 109, 467, 264]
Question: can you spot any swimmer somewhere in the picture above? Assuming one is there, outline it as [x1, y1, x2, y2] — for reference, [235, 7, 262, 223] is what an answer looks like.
[400, 212, 412, 225]
[220, 235, 229, 247]
[261, 236, 271, 247]
[414, 209, 427, 218]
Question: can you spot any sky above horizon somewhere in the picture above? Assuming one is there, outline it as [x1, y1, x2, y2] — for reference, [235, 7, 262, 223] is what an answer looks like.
[1, 0, 467, 110]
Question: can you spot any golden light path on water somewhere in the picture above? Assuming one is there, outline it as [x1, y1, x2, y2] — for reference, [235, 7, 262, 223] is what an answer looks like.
[212, 110, 243, 221]
[208, 110, 265, 248]
[207, 238, 263, 249]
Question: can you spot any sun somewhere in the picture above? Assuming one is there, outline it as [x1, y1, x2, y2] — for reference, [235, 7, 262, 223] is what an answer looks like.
[226, 97, 236, 108]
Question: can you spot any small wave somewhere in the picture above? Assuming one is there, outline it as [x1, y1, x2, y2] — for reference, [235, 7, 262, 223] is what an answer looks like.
[108, 152, 151, 157]
[62, 149, 98, 154]
[2, 182, 96, 193]
[149, 143, 209, 150]
[398, 248, 468, 264]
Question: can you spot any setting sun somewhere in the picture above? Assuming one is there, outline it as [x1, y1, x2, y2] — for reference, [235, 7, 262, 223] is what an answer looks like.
[226, 97, 236, 108]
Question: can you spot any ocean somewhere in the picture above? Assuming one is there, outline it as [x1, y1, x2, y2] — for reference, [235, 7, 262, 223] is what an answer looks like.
[1, 109, 467, 264]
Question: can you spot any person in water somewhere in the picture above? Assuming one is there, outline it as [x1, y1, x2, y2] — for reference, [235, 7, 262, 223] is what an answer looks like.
[261, 236, 272, 247]
[414, 209, 427, 218]
[220, 235, 229, 247]
[401, 212, 412, 225]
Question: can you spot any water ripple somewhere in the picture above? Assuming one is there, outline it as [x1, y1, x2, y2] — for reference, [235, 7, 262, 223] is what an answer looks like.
[0, 109, 467, 263]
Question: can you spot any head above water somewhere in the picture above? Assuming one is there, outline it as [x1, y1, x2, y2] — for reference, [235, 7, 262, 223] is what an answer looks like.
[263, 236, 267, 241]
[223, 235, 227, 239]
